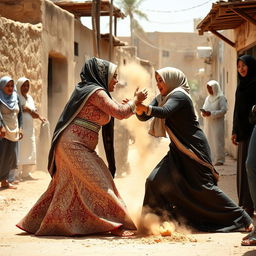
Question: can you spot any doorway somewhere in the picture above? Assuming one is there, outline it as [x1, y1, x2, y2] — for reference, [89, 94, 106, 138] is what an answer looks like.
[47, 53, 68, 135]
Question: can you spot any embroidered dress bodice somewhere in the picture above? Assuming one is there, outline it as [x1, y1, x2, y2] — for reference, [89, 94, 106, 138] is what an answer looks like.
[67, 89, 132, 151]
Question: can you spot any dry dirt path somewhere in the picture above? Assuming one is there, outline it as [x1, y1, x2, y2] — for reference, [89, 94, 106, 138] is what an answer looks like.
[0, 156, 256, 256]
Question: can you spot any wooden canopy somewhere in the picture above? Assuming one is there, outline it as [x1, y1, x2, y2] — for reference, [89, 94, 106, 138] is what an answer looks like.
[55, 0, 125, 18]
[197, 1, 256, 47]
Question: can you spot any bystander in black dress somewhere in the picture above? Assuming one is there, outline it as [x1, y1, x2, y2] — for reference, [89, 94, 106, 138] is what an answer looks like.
[232, 55, 256, 217]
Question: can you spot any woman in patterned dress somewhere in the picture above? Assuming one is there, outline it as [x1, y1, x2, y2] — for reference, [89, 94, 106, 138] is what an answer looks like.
[16, 57, 147, 236]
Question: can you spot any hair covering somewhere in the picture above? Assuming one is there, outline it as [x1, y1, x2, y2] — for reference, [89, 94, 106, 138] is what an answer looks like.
[237, 55, 256, 88]
[156, 67, 190, 94]
[149, 67, 191, 137]
[0, 76, 18, 110]
[206, 80, 223, 103]
[232, 55, 256, 141]
[16, 77, 30, 106]
[48, 57, 117, 177]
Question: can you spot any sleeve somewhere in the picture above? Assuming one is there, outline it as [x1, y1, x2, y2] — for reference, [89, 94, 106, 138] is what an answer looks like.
[232, 92, 238, 135]
[150, 91, 187, 119]
[136, 97, 158, 121]
[210, 96, 227, 119]
[202, 97, 208, 110]
[89, 90, 133, 120]
[201, 98, 208, 118]
[0, 109, 5, 127]
[102, 117, 116, 177]
[17, 97, 23, 129]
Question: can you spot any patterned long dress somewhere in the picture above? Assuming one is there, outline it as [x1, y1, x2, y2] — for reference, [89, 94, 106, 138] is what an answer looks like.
[17, 89, 136, 236]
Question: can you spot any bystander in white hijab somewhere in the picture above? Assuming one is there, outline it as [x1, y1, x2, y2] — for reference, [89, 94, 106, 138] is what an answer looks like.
[204, 80, 223, 105]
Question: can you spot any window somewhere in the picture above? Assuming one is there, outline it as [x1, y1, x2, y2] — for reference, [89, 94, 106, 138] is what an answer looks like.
[162, 50, 169, 57]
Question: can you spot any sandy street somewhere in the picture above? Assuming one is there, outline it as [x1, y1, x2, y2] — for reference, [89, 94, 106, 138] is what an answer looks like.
[0, 155, 256, 256]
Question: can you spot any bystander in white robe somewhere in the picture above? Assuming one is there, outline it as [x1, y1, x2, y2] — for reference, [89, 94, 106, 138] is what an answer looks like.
[16, 78, 36, 178]
[202, 80, 227, 165]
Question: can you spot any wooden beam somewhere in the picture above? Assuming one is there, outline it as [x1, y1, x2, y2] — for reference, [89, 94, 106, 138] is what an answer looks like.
[114, 16, 117, 36]
[109, 0, 113, 61]
[96, 0, 101, 57]
[230, 8, 256, 26]
[210, 30, 236, 48]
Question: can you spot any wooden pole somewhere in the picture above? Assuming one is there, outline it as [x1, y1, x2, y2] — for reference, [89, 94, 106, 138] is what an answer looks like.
[91, 0, 98, 57]
[95, 0, 101, 58]
[109, 0, 113, 61]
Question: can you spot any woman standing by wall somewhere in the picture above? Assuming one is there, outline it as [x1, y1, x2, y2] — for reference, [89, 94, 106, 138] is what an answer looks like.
[232, 55, 256, 217]
[201, 80, 227, 166]
[16, 77, 46, 181]
[0, 76, 23, 189]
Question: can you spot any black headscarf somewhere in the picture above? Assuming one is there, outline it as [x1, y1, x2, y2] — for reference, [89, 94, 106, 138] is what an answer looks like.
[48, 57, 117, 177]
[232, 55, 256, 141]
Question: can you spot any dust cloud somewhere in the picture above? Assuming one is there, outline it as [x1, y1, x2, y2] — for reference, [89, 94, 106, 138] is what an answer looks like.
[114, 62, 190, 237]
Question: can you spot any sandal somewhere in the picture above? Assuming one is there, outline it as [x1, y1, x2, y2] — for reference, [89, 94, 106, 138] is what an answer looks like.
[242, 230, 256, 246]
[1, 180, 17, 189]
[110, 227, 136, 237]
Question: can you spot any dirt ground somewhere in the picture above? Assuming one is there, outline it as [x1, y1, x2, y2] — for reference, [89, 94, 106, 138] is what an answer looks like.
[1, 155, 256, 256]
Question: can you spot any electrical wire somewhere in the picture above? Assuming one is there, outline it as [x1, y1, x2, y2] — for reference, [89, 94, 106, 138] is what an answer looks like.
[141, 0, 213, 13]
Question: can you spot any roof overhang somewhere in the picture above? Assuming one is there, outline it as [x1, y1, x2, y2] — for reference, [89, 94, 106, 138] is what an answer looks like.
[54, 0, 125, 18]
[197, 1, 256, 47]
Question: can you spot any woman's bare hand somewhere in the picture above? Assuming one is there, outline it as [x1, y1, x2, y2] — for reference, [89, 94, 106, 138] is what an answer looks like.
[231, 134, 238, 146]
[0, 127, 6, 137]
[122, 98, 130, 104]
[136, 103, 148, 115]
[134, 88, 148, 103]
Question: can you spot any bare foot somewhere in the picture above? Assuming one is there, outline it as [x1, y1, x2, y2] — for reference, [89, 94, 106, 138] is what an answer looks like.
[110, 227, 136, 237]
[245, 223, 254, 233]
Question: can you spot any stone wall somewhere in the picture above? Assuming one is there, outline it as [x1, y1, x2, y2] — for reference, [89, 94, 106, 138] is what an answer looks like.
[0, 0, 42, 24]
[0, 16, 43, 109]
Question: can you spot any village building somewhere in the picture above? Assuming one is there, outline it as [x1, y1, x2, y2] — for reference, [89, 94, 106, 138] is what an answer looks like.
[197, 0, 256, 157]
[0, 0, 154, 172]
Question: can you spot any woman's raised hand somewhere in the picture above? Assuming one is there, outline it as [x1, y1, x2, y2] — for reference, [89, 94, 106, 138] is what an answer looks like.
[134, 88, 148, 103]
[136, 103, 148, 115]
[122, 98, 130, 104]
[0, 126, 6, 137]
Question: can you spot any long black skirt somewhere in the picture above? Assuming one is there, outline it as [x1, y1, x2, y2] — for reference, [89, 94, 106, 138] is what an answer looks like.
[0, 138, 18, 181]
[143, 145, 252, 232]
[237, 139, 254, 212]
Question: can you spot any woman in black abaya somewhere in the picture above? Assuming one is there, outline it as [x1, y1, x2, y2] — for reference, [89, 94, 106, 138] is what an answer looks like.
[231, 55, 256, 217]
[136, 67, 253, 233]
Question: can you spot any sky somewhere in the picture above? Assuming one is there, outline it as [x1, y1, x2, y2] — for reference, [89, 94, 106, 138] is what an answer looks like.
[80, 0, 225, 36]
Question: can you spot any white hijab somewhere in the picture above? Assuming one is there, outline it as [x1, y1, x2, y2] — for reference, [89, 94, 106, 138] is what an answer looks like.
[149, 67, 191, 137]
[16, 77, 30, 106]
[108, 62, 117, 86]
[205, 80, 223, 103]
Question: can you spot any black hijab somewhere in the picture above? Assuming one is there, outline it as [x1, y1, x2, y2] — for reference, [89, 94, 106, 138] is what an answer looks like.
[48, 57, 117, 177]
[232, 55, 256, 141]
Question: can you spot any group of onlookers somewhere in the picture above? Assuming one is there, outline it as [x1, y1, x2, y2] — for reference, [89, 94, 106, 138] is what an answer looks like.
[0, 76, 46, 189]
